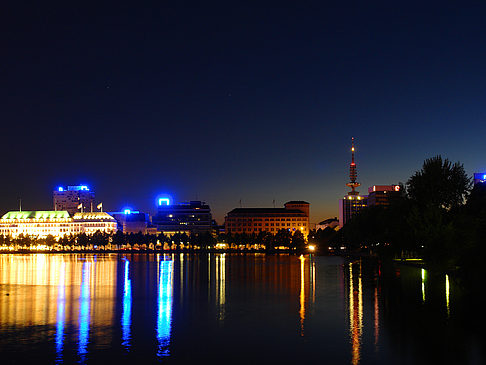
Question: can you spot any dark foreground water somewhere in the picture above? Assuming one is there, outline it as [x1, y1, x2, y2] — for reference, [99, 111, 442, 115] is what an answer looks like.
[0, 253, 484, 364]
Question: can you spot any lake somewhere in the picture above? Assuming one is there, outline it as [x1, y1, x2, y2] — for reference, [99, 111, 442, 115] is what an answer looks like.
[0, 253, 483, 364]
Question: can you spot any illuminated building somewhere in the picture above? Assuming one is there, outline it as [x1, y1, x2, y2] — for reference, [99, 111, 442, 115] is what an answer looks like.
[152, 200, 212, 234]
[0, 211, 117, 238]
[110, 211, 156, 234]
[339, 138, 367, 227]
[473, 173, 486, 185]
[339, 197, 367, 227]
[224, 201, 310, 236]
[53, 185, 95, 215]
[367, 185, 401, 207]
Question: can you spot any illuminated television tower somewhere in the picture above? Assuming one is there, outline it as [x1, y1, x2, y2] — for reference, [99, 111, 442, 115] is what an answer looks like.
[346, 137, 361, 196]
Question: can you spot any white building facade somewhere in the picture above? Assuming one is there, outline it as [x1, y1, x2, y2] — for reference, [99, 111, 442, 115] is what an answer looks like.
[0, 211, 117, 239]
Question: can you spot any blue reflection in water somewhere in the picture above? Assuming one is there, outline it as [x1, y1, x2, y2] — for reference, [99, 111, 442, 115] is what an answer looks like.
[78, 261, 91, 361]
[55, 262, 66, 363]
[122, 259, 132, 349]
[156, 259, 173, 357]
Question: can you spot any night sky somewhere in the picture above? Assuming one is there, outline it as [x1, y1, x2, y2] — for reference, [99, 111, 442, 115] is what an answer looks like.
[2, 3, 486, 224]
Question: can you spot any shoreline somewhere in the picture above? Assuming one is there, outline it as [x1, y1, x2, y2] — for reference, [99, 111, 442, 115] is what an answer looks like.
[0, 249, 318, 255]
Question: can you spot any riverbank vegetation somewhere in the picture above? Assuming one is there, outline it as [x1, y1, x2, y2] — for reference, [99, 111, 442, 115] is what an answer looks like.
[0, 228, 307, 252]
[0, 230, 215, 251]
[337, 155, 484, 288]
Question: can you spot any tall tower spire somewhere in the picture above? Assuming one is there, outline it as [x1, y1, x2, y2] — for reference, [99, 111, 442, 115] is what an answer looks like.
[346, 137, 361, 195]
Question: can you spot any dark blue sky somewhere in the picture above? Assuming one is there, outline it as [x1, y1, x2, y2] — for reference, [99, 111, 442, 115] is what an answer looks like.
[2, 2, 486, 224]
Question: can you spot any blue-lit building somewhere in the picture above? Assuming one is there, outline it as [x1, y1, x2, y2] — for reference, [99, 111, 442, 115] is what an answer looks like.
[110, 210, 157, 235]
[473, 173, 486, 185]
[53, 185, 95, 215]
[152, 200, 212, 234]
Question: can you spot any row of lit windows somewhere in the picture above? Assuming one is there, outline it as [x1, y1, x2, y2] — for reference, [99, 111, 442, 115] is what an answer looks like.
[227, 217, 305, 222]
[227, 222, 306, 227]
[227, 227, 308, 233]
[0, 223, 116, 237]
[1, 226, 114, 232]
[1, 223, 110, 228]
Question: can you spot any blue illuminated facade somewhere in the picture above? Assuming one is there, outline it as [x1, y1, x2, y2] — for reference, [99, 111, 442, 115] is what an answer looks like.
[69, 185, 89, 191]
[110, 211, 153, 234]
[473, 173, 486, 185]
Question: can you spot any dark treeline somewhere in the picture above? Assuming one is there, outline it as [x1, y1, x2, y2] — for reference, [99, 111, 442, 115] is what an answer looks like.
[0, 230, 217, 250]
[219, 229, 306, 250]
[337, 155, 484, 287]
[0, 228, 307, 251]
[307, 226, 340, 250]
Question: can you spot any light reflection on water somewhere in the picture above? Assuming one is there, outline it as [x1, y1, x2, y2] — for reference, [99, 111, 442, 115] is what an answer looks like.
[156, 255, 173, 357]
[299, 254, 305, 336]
[55, 262, 65, 363]
[348, 261, 363, 365]
[421, 268, 426, 302]
[216, 253, 226, 321]
[121, 259, 131, 349]
[0, 253, 483, 364]
[445, 274, 450, 318]
[78, 261, 91, 361]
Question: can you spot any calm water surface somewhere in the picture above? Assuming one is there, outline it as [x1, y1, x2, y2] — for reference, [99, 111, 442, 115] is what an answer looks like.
[0, 253, 483, 364]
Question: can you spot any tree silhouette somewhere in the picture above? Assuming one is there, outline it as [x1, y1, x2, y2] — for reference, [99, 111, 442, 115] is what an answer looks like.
[407, 155, 471, 210]
[291, 230, 306, 251]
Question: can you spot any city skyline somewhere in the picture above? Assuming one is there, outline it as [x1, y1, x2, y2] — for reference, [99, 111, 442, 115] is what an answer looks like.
[2, 3, 486, 223]
[1, 3, 485, 364]
[2, 150, 481, 226]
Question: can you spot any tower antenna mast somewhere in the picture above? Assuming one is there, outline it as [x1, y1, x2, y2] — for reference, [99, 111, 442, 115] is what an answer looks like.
[346, 137, 361, 195]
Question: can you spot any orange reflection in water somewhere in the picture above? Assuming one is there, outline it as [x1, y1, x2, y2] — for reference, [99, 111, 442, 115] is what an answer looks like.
[299, 255, 306, 336]
[348, 261, 363, 365]
[0, 254, 117, 353]
[212, 254, 314, 337]
[215, 253, 226, 321]
[298, 255, 315, 337]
